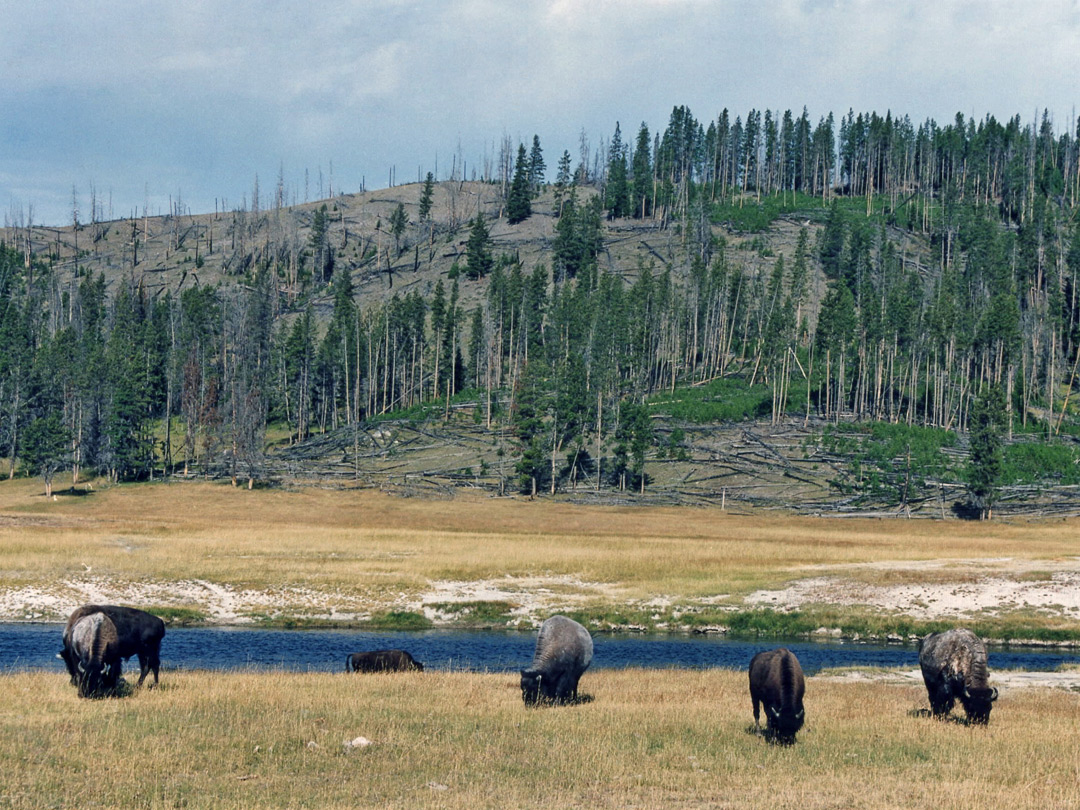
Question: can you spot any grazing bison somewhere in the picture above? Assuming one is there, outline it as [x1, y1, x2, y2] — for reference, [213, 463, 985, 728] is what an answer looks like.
[748, 648, 806, 744]
[346, 649, 424, 673]
[919, 628, 998, 724]
[520, 615, 593, 706]
[68, 612, 123, 698]
[61, 605, 165, 688]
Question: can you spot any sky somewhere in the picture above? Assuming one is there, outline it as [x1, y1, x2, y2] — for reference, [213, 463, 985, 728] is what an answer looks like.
[3, 0, 1080, 226]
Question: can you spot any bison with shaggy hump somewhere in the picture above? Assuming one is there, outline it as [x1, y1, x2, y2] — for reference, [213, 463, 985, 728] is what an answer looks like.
[748, 648, 806, 744]
[919, 628, 998, 724]
[346, 649, 424, 673]
[520, 615, 593, 706]
[68, 612, 123, 698]
[61, 605, 165, 688]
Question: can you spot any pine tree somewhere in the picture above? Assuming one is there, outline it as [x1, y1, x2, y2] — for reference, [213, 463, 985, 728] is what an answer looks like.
[507, 144, 532, 224]
[418, 172, 435, 222]
[528, 135, 546, 196]
[605, 123, 630, 218]
[966, 385, 1006, 519]
[389, 202, 409, 256]
[553, 150, 573, 217]
[631, 122, 653, 218]
[21, 412, 70, 496]
[465, 214, 494, 279]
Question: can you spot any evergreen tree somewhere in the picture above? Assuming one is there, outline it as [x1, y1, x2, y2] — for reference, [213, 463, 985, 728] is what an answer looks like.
[553, 150, 573, 217]
[418, 172, 435, 222]
[631, 122, 653, 218]
[310, 204, 333, 283]
[605, 123, 631, 218]
[966, 385, 1006, 519]
[389, 202, 409, 256]
[21, 412, 70, 496]
[465, 214, 494, 279]
[528, 135, 546, 196]
[507, 144, 533, 224]
[513, 357, 549, 496]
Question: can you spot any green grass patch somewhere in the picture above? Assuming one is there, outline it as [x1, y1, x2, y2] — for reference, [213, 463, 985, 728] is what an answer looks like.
[649, 376, 772, 423]
[365, 610, 432, 630]
[564, 605, 658, 630]
[712, 191, 826, 232]
[1003, 441, 1080, 485]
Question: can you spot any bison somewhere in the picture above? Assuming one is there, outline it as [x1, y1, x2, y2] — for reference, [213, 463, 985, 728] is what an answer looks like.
[520, 615, 593, 706]
[748, 647, 806, 744]
[61, 605, 165, 688]
[68, 612, 123, 698]
[919, 627, 998, 724]
[346, 649, 424, 673]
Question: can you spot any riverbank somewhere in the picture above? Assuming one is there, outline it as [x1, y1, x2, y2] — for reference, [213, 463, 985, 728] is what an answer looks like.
[3, 479, 1080, 643]
[3, 668, 1079, 809]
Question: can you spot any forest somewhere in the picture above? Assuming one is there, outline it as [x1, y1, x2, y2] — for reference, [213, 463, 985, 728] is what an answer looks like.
[3, 104, 1080, 515]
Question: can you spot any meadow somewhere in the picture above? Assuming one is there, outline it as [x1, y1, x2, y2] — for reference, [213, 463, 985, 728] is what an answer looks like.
[3, 475, 1080, 639]
[3, 667, 1079, 809]
[4, 476, 1080, 807]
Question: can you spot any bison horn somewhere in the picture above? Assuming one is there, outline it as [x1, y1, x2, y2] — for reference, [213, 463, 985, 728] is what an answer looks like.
[991, 686, 999, 701]
[766, 705, 781, 720]
[77, 661, 86, 675]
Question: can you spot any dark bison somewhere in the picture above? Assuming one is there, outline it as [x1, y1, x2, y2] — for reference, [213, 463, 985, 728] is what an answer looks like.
[748, 648, 806, 744]
[346, 649, 424, 673]
[61, 605, 165, 688]
[520, 615, 593, 706]
[919, 628, 998, 724]
[68, 612, 123, 698]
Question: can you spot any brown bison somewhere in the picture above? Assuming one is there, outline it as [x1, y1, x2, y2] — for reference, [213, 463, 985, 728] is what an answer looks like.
[748, 648, 806, 744]
[919, 628, 998, 724]
[68, 612, 123, 698]
[520, 615, 593, 706]
[61, 605, 165, 688]
[346, 649, 424, 673]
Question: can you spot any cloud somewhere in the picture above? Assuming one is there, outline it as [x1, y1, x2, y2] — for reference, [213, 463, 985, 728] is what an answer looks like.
[4, 0, 1080, 224]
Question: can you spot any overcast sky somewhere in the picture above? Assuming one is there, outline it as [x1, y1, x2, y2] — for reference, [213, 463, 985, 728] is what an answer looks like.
[3, 0, 1080, 226]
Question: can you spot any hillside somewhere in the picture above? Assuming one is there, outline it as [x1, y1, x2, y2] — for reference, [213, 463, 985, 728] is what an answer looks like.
[4, 179, 852, 319]
[6, 109, 1080, 520]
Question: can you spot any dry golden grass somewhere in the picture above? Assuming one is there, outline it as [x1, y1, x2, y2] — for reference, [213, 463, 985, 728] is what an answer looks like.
[3, 476, 1080, 621]
[2, 668, 1079, 809]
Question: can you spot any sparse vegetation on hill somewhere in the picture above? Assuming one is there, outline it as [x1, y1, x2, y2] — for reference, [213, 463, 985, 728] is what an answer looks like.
[5, 104, 1080, 515]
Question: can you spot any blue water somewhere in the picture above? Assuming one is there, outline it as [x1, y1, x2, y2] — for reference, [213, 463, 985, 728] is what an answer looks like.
[4, 623, 1078, 675]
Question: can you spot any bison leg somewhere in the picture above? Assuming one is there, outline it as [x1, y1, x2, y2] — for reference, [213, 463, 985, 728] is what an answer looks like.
[60, 647, 79, 685]
[929, 695, 954, 717]
[554, 670, 582, 703]
[133, 650, 161, 687]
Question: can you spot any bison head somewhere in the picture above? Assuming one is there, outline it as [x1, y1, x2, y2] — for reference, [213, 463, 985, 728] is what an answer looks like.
[961, 685, 998, 724]
[765, 704, 805, 744]
[520, 669, 543, 706]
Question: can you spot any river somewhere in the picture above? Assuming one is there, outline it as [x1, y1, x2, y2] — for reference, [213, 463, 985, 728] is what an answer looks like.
[4, 624, 1078, 675]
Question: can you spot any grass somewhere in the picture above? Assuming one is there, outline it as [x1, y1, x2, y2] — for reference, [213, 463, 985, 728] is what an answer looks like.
[4, 475, 1080, 638]
[3, 668, 1079, 809]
